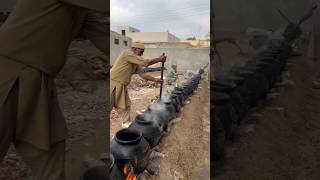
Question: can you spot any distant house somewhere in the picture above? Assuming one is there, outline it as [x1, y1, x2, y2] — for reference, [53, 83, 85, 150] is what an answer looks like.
[180, 39, 210, 48]
[117, 26, 180, 43]
[110, 30, 132, 64]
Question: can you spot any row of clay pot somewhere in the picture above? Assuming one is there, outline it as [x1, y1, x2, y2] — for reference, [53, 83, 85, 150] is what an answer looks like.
[211, 27, 301, 163]
[109, 69, 205, 179]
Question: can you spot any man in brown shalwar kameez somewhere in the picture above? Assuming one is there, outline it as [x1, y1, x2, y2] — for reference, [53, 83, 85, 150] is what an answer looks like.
[110, 42, 167, 128]
[0, 0, 107, 179]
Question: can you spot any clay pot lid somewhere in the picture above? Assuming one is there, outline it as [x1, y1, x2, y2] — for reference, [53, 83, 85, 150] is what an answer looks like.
[134, 115, 153, 125]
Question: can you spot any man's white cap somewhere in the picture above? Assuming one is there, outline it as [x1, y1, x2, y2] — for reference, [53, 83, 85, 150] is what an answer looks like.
[132, 42, 145, 49]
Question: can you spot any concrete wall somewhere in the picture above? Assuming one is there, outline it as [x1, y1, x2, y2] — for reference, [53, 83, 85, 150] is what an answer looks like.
[127, 32, 180, 43]
[213, 0, 312, 32]
[168, 33, 180, 42]
[117, 26, 180, 43]
[129, 32, 168, 42]
[110, 30, 132, 64]
[144, 42, 192, 48]
[117, 26, 140, 34]
[142, 48, 209, 71]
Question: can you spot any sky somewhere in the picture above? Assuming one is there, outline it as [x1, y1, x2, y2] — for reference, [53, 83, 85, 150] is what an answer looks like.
[110, 0, 210, 40]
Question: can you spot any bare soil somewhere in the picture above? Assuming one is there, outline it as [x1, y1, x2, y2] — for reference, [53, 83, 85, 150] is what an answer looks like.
[110, 73, 210, 180]
[214, 33, 320, 179]
[153, 78, 210, 180]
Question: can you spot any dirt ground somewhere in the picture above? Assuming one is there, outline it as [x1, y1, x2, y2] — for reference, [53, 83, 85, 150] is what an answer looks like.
[153, 78, 210, 180]
[214, 32, 320, 179]
[110, 72, 210, 180]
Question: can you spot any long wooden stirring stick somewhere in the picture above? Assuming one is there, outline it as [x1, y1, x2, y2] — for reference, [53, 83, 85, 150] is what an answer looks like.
[159, 54, 165, 99]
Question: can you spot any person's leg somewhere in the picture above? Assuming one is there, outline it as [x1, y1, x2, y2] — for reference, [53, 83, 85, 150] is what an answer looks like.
[15, 140, 66, 180]
[110, 86, 116, 112]
[118, 106, 131, 128]
[0, 82, 18, 161]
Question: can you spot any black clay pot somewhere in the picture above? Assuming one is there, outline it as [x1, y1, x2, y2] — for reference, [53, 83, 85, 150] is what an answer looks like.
[199, 68, 204, 74]
[211, 105, 225, 161]
[283, 23, 302, 43]
[211, 80, 236, 94]
[161, 97, 177, 115]
[212, 80, 246, 122]
[144, 109, 169, 132]
[174, 86, 184, 92]
[244, 65, 270, 100]
[212, 91, 230, 105]
[110, 154, 125, 179]
[182, 86, 192, 97]
[212, 92, 238, 141]
[232, 67, 267, 107]
[189, 78, 199, 89]
[110, 128, 150, 174]
[186, 84, 194, 93]
[249, 59, 276, 87]
[216, 75, 245, 86]
[148, 101, 174, 123]
[170, 94, 182, 111]
[231, 69, 255, 80]
[80, 166, 108, 180]
[172, 90, 186, 102]
[129, 115, 163, 147]
[213, 76, 248, 120]
[258, 58, 282, 87]
[181, 85, 192, 96]
[229, 69, 256, 107]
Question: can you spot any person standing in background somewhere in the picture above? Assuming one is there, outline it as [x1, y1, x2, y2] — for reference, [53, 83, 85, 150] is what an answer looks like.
[166, 64, 178, 87]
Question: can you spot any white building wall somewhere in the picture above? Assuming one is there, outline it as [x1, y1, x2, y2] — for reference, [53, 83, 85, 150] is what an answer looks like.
[168, 33, 180, 42]
[117, 26, 180, 43]
[117, 26, 140, 35]
[110, 30, 132, 64]
[143, 47, 209, 71]
[127, 32, 180, 43]
[128, 32, 169, 43]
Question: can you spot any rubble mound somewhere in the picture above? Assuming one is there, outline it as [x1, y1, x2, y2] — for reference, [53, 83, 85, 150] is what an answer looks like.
[127, 75, 159, 90]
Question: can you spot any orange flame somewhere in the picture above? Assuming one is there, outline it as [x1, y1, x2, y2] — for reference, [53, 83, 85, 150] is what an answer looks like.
[124, 164, 137, 180]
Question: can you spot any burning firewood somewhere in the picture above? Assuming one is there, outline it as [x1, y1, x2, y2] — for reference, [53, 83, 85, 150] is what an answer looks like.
[123, 164, 137, 180]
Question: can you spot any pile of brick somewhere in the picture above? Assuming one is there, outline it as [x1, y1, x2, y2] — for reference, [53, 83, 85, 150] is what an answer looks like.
[127, 75, 159, 90]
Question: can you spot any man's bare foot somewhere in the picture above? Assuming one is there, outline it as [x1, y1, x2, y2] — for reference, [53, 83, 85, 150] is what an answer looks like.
[121, 121, 132, 128]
